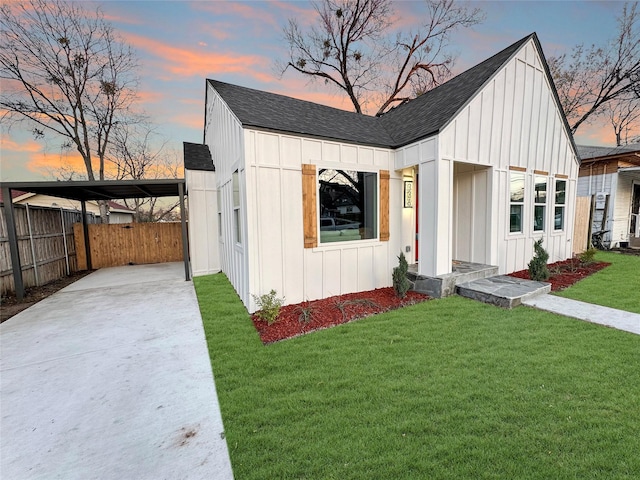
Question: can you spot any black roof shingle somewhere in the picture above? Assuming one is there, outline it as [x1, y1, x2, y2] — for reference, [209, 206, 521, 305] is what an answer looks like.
[183, 142, 215, 171]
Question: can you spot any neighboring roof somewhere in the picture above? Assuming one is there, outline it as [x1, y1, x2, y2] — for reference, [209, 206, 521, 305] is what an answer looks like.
[0, 189, 28, 203]
[207, 80, 395, 148]
[206, 32, 575, 156]
[183, 142, 215, 171]
[0, 179, 185, 203]
[577, 143, 640, 161]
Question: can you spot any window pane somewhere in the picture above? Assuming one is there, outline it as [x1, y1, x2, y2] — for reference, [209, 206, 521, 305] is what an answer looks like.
[534, 176, 547, 203]
[318, 169, 377, 243]
[233, 171, 240, 208]
[510, 172, 525, 202]
[234, 208, 241, 243]
[555, 180, 566, 205]
[554, 206, 565, 230]
[534, 205, 545, 231]
[510, 205, 523, 233]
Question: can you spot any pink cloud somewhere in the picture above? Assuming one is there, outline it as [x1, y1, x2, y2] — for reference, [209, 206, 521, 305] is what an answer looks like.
[124, 33, 271, 81]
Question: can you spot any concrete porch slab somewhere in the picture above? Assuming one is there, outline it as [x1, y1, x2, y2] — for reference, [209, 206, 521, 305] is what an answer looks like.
[456, 275, 551, 308]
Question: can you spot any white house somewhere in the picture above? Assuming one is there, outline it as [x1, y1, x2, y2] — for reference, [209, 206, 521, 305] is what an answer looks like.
[185, 33, 579, 312]
[577, 144, 640, 248]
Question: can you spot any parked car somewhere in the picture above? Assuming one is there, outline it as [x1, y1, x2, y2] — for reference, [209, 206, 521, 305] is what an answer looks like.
[320, 217, 360, 231]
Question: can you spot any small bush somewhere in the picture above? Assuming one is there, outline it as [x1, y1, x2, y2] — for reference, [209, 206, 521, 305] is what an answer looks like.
[296, 303, 314, 325]
[528, 238, 550, 281]
[253, 289, 284, 325]
[392, 251, 410, 299]
[579, 247, 597, 265]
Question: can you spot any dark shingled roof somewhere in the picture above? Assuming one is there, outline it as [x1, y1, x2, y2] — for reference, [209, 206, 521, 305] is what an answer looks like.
[378, 34, 532, 146]
[206, 33, 575, 156]
[207, 80, 394, 147]
[183, 142, 215, 171]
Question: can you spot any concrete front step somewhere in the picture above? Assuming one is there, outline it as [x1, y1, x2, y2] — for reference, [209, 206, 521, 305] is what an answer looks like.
[456, 275, 551, 308]
[408, 262, 499, 298]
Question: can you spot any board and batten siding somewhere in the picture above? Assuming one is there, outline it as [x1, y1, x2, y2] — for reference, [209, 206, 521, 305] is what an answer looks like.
[186, 168, 220, 276]
[437, 38, 578, 273]
[243, 129, 402, 311]
[204, 84, 250, 307]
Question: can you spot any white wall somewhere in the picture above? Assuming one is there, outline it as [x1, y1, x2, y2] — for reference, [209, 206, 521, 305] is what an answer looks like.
[243, 129, 402, 311]
[186, 169, 220, 276]
[439, 38, 579, 273]
[204, 84, 250, 307]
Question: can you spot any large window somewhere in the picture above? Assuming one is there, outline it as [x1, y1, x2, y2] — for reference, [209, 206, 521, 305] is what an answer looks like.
[318, 169, 377, 243]
[554, 179, 566, 231]
[233, 170, 241, 244]
[510, 171, 525, 233]
[533, 176, 547, 232]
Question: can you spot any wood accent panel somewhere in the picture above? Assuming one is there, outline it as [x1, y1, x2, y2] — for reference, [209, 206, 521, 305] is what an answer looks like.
[534, 170, 549, 175]
[573, 196, 591, 254]
[74, 222, 183, 269]
[555, 174, 569, 179]
[379, 170, 390, 241]
[509, 166, 527, 172]
[301, 164, 317, 248]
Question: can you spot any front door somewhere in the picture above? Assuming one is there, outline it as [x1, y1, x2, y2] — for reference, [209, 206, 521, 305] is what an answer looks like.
[631, 182, 640, 242]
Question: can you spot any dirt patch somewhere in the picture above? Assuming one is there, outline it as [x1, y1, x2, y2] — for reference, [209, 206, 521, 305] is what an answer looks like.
[1, 271, 92, 323]
[252, 288, 430, 344]
[508, 259, 610, 292]
[611, 247, 640, 256]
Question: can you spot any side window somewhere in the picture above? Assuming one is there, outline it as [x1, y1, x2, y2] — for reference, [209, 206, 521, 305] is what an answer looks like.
[233, 170, 241, 244]
[533, 176, 547, 232]
[554, 179, 566, 231]
[216, 188, 222, 237]
[318, 169, 377, 243]
[510, 171, 525, 233]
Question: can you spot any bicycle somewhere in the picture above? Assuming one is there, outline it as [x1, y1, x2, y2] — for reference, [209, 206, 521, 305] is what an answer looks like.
[591, 230, 610, 250]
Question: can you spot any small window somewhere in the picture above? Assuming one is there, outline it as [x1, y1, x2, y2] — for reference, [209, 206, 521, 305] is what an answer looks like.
[216, 188, 222, 237]
[554, 179, 566, 231]
[510, 172, 525, 233]
[233, 170, 241, 244]
[533, 176, 547, 232]
[318, 169, 377, 243]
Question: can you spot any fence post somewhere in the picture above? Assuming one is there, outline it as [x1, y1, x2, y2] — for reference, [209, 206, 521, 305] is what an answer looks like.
[25, 203, 40, 286]
[81, 201, 92, 270]
[60, 207, 70, 276]
[179, 181, 190, 281]
[2, 187, 24, 300]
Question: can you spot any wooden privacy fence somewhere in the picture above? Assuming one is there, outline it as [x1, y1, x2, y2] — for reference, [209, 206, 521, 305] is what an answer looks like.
[74, 222, 183, 269]
[1, 204, 90, 296]
[573, 196, 591, 254]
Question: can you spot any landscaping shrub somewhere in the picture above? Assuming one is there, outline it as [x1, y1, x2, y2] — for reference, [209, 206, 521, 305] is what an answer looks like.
[392, 251, 410, 298]
[578, 247, 597, 265]
[528, 238, 550, 281]
[252, 289, 284, 325]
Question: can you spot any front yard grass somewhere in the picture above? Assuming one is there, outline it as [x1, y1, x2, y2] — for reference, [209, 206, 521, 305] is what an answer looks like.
[195, 274, 640, 480]
[555, 251, 640, 313]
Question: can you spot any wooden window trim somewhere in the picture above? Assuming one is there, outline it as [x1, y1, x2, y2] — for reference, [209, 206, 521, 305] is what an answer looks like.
[380, 170, 390, 241]
[301, 164, 317, 248]
[555, 173, 569, 179]
[509, 166, 527, 172]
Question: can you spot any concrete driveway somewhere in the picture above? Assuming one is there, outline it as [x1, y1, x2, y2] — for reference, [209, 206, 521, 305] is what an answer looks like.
[1, 263, 233, 480]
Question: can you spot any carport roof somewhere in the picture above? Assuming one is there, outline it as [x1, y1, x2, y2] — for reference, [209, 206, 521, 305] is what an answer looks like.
[0, 179, 185, 202]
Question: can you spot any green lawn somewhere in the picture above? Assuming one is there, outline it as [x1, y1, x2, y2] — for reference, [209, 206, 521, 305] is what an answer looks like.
[195, 274, 640, 480]
[555, 251, 640, 313]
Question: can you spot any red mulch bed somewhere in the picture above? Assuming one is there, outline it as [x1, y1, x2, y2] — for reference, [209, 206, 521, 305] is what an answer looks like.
[509, 259, 610, 292]
[252, 288, 429, 344]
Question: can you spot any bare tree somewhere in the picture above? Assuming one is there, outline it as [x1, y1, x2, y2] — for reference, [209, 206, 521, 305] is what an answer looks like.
[0, 0, 138, 221]
[280, 0, 483, 116]
[108, 122, 183, 222]
[605, 95, 640, 145]
[549, 2, 640, 134]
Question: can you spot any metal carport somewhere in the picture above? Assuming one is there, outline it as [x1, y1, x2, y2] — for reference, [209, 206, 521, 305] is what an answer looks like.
[0, 179, 189, 300]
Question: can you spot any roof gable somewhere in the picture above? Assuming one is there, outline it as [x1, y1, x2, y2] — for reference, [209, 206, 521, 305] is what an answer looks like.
[207, 33, 576, 157]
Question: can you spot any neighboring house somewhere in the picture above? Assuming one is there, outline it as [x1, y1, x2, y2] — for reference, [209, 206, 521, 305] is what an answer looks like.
[577, 144, 640, 248]
[8, 190, 135, 223]
[185, 32, 579, 312]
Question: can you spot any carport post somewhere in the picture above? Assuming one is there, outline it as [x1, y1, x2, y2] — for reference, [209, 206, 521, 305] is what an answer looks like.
[81, 201, 92, 270]
[2, 187, 25, 300]
[179, 181, 190, 281]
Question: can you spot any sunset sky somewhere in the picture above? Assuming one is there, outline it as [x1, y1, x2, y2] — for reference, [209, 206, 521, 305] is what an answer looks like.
[0, 0, 628, 181]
